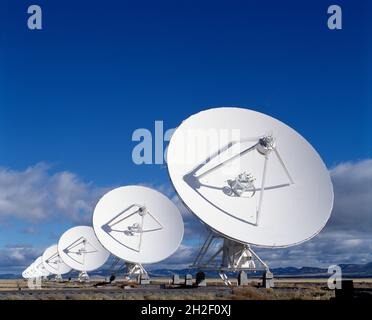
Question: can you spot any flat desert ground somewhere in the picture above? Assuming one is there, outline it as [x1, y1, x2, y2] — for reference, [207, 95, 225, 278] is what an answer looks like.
[1, 278, 372, 300]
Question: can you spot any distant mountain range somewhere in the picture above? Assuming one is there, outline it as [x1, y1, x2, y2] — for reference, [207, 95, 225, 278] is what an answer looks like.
[3, 262, 372, 279]
[147, 262, 372, 278]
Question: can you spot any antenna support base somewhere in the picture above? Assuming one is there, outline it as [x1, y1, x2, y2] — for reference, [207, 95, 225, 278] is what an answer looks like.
[190, 231, 272, 286]
[54, 274, 63, 281]
[125, 262, 147, 277]
[78, 271, 89, 282]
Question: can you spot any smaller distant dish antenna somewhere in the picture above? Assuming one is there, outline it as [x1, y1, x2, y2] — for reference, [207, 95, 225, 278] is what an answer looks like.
[93, 186, 184, 278]
[24, 264, 37, 279]
[22, 266, 33, 279]
[58, 226, 110, 281]
[33, 256, 51, 278]
[42, 244, 72, 280]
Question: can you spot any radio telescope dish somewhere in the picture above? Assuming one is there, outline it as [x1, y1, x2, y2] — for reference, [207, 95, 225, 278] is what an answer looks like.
[58, 226, 110, 274]
[25, 263, 41, 278]
[33, 256, 50, 277]
[42, 244, 72, 276]
[167, 107, 333, 248]
[22, 267, 32, 279]
[23, 264, 35, 278]
[93, 186, 184, 265]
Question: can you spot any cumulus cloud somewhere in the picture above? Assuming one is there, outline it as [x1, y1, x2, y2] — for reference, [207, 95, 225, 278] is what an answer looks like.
[256, 229, 372, 268]
[149, 244, 198, 270]
[0, 163, 109, 224]
[1, 159, 371, 272]
[0, 244, 42, 273]
[327, 159, 372, 232]
[255, 159, 372, 268]
[151, 159, 372, 269]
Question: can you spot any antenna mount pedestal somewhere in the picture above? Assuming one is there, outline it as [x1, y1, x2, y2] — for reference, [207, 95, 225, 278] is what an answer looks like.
[78, 271, 89, 282]
[108, 257, 150, 284]
[125, 262, 150, 284]
[125, 262, 147, 277]
[54, 274, 63, 281]
[191, 231, 272, 287]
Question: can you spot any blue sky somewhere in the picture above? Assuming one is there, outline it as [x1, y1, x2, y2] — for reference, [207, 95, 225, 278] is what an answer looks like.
[0, 0, 371, 273]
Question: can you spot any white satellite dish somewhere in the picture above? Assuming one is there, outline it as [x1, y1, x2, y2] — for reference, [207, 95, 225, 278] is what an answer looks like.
[23, 264, 35, 278]
[58, 226, 110, 281]
[92, 186, 184, 276]
[33, 256, 50, 277]
[22, 267, 31, 279]
[167, 107, 333, 284]
[26, 265, 37, 278]
[42, 244, 72, 280]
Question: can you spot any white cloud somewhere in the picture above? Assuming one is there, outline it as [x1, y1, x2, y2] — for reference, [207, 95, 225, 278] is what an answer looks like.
[328, 159, 372, 232]
[256, 229, 372, 268]
[148, 243, 198, 270]
[152, 159, 372, 269]
[1, 159, 371, 272]
[0, 163, 109, 224]
[256, 159, 372, 268]
[0, 244, 42, 273]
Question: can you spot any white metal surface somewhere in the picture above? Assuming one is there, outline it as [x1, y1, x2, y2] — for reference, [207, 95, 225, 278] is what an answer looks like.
[24, 265, 35, 278]
[58, 226, 110, 272]
[22, 267, 32, 279]
[33, 256, 50, 277]
[93, 186, 184, 264]
[167, 107, 334, 247]
[42, 244, 72, 275]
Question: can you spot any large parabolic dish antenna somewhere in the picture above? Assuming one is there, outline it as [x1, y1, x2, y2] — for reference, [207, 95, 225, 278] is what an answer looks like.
[92, 186, 184, 265]
[42, 244, 72, 275]
[167, 107, 334, 248]
[58, 226, 110, 272]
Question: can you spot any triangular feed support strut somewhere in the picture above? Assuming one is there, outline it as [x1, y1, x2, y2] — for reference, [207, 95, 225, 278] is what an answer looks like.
[46, 252, 65, 280]
[101, 204, 164, 252]
[63, 236, 97, 282]
[186, 134, 294, 226]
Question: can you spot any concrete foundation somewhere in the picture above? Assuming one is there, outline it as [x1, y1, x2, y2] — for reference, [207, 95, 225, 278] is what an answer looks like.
[238, 271, 248, 286]
[196, 272, 206, 287]
[138, 274, 150, 285]
[172, 274, 180, 285]
[262, 271, 274, 288]
[184, 274, 193, 286]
